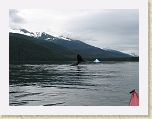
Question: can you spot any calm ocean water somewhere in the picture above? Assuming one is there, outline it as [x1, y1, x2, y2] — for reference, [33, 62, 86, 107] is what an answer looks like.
[9, 61, 139, 106]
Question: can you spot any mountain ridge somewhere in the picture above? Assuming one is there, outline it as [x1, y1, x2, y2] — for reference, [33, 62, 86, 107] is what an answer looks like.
[9, 28, 136, 60]
[9, 33, 92, 61]
[9, 28, 138, 57]
[9, 34, 70, 61]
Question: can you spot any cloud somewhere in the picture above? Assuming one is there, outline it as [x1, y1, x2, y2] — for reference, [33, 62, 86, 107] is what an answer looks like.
[62, 9, 138, 37]
[9, 9, 27, 28]
[57, 9, 139, 54]
[9, 9, 139, 55]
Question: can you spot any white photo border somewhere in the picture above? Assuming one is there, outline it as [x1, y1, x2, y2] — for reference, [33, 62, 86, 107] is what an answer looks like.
[0, 0, 148, 115]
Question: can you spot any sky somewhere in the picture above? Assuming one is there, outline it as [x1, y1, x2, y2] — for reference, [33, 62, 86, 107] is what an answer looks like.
[9, 9, 139, 55]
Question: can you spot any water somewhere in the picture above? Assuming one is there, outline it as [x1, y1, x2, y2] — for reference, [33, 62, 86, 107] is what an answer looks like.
[9, 61, 139, 106]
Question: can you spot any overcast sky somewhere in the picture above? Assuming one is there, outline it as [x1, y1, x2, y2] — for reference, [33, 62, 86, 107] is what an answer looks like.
[9, 9, 139, 55]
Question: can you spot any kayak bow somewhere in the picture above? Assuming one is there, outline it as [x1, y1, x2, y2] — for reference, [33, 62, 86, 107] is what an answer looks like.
[129, 89, 139, 106]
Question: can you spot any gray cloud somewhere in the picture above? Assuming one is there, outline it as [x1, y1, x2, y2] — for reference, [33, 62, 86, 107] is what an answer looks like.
[64, 9, 138, 35]
[59, 9, 139, 54]
[9, 9, 26, 28]
[9, 9, 139, 55]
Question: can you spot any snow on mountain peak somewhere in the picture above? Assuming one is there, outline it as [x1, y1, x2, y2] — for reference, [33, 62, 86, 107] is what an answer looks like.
[103, 47, 112, 51]
[9, 28, 36, 37]
[103, 47, 137, 57]
[9, 28, 72, 41]
[58, 36, 72, 41]
[9, 28, 45, 38]
[35, 32, 42, 37]
[130, 53, 138, 57]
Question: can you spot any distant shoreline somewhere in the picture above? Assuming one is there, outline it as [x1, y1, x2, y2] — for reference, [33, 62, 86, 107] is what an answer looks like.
[9, 57, 139, 63]
[97, 57, 139, 61]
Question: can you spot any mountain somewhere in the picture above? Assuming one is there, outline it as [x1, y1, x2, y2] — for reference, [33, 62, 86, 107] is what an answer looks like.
[103, 48, 132, 57]
[130, 53, 139, 57]
[9, 28, 133, 60]
[9, 34, 69, 61]
[50, 38, 133, 58]
[9, 28, 36, 37]
[35, 34, 132, 58]
[9, 33, 93, 61]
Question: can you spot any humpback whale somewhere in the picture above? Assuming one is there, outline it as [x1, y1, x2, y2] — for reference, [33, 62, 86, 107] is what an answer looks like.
[71, 54, 87, 66]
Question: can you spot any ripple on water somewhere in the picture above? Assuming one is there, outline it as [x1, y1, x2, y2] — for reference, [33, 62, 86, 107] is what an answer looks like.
[9, 62, 139, 106]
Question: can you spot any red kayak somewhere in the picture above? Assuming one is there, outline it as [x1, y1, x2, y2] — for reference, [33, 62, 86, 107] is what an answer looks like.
[129, 89, 139, 106]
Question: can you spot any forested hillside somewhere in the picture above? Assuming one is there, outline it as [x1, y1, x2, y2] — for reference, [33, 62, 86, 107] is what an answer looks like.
[9, 35, 70, 61]
[9, 33, 139, 62]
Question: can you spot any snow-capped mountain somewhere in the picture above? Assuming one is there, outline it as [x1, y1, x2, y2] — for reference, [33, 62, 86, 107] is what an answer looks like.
[103, 48, 132, 57]
[9, 28, 53, 39]
[130, 53, 138, 57]
[9, 28, 136, 58]
[9, 28, 75, 41]
[58, 36, 73, 41]
[9, 28, 36, 37]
